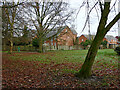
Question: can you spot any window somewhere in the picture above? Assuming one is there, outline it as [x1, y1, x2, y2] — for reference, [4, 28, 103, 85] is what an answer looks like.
[65, 29, 67, 32]
[51, 39, 53, 45]
[82, 39, 84, 41]
[54, 43, 56, 46]
[51, 42, 53, 46]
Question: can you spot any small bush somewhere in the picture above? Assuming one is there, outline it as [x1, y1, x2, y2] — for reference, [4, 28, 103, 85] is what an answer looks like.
[32, 38, 39, 48]
[101, 40, 107, 48]
[80, 40, 92, 49]
[114, 46, 120, 55]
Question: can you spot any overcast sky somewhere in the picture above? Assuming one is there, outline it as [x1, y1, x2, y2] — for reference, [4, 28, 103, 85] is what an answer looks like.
[68, 0, 120, 37]
[4, 0, 120, 37]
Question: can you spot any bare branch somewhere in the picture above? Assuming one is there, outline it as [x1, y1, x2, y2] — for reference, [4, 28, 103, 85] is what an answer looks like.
[75, 1, 86, 19]
[80, 1, 98, 33]
[105, 12, 120, 32]
[98, 0, 103, 13]
[1, 2, 24, 8]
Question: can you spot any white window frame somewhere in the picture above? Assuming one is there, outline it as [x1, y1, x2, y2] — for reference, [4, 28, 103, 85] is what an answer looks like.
[82, 39, 84, 41]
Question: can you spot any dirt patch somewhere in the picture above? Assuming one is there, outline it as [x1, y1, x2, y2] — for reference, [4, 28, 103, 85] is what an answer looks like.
[2, 52, 119, 89]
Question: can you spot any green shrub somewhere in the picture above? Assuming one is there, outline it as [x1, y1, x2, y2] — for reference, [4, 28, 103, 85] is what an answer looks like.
[80, 40, 92, 49]
[32, 38, 39, 48]
[101, 40, 107, 48]
[114, 46, 120, 55]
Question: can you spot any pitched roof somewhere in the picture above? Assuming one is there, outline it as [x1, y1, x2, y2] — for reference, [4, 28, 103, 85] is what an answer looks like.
[105, 35, 117, 41]
[80, 34, 117, 41]
[82, 34, 95, 40]
[59, 26, 77, 35]
[46, 31, 58, 38]
[46, 26, 77, 38]
[71, 29, 78, 34]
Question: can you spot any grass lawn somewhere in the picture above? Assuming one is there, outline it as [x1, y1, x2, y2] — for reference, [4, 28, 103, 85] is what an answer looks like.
[2, 49, 119, 88]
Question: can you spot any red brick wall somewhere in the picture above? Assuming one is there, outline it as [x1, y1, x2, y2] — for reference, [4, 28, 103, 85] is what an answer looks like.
[45, 27, 77, 46]
[45, 39, 57, 46]
[103, 38, 117, 44]
[57, 27, 77, 46]
[78, 36, 118, 46]
[78, 35, 87, 44]
[103, 38, 107, 41]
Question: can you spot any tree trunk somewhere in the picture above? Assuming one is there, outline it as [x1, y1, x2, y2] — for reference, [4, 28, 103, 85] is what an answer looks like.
[76, 30, 106, 78]
[3, 39, 6, 51]
[39, 39, 43, 53]
[56, 41, 58, 50]
[9, 30, 13, 54]
[10, 40, 13, 54]
[75, 2, 115, 78]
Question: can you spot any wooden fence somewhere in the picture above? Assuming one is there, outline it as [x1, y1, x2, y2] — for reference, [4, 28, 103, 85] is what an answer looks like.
[45, 45, 82, 50]
[2, 45, 83, 52]
[2, 45, 37, 51]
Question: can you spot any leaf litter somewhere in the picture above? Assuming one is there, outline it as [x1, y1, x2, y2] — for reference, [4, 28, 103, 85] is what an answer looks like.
[2, 52, 120, 89]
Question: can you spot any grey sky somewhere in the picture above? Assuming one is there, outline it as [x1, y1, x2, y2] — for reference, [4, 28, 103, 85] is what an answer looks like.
[69, 0, 119, 37]
[3, 0, 119, 37]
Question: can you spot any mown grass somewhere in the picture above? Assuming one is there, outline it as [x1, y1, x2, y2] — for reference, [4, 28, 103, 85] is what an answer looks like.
[7, 49, 119, 72]
[7, 49, 117, 63]
[3, 49, 119, 88]
[8, 49, 88, 64]
[95, 49, 118, 67]
[8, 49, 118, 64]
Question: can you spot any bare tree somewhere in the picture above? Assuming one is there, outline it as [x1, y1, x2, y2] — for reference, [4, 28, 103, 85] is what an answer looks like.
[2, 2, 20, 53]
[2, 6, 9, 50]
[2, 1, 32, 52]
[21, 1, 74, 53]
[76, 0, 120, 78]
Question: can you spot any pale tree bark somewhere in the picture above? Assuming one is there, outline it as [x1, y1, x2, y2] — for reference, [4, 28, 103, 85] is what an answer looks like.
[38, 38, 43, 53]
[3, 2, 18, 54]
[9, 30, 13, 54]
[2, 11, 8, 51]
[76, 1, 120, 78]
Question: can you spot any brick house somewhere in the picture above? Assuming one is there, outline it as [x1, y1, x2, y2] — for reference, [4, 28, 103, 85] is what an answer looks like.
[78, 34, 95, 44]
[104, 35, 118, 48]
[78, 35, 87, 44]
[115, 36, 120, 45]
[45, 26, 77, 47]
[78, 34, 118, 48]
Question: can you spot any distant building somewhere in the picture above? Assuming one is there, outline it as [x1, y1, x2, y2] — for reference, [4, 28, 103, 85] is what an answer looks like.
[78, 34, 118, 48]
[115, 36, 120, 45]
[45, 26, 77, 47]
[78, 34, 95, 44]
[104, 35, 118, 48]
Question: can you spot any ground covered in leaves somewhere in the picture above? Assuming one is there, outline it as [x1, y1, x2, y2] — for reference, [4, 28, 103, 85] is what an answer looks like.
[2, 49, 120, 89]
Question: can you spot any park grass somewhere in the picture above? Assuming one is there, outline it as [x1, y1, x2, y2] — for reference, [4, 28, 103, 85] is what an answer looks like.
[8, 49, 87, 64]
[8, 49, 118, 64]
[2, 49, 119, 88]
[6, 49, 119, 75]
